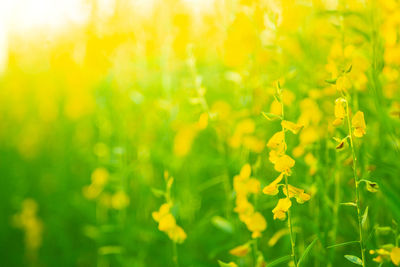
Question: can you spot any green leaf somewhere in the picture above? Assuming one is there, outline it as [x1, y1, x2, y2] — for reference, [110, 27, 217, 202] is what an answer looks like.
[375, 226, 392, 234]
[340, 202, 357, 207]
[98, 246, 123, 255]
[362, 206, 369, 228]
[218, 260, 236, 267]
[298, 237, 318, 267]
[262, 112, 282, 121]
[266, 255, 291, 267]
[345, 64, 352, 73]
[326, 240, 359, 249]
[325, 78, 337, 84]
[151, 187, 166, 198]
[211, 216, 234, 234]
[344, 255, 363, 265]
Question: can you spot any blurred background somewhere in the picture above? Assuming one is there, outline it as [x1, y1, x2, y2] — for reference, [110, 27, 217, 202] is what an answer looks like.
[0, 0, 399, 266]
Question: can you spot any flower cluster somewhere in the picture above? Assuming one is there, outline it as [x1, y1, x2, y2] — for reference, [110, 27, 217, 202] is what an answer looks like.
[152, 203, 187, 244]
[263, 88, 310, 220]
[152, 171, 187, 244]
[233, 164, 267, 239]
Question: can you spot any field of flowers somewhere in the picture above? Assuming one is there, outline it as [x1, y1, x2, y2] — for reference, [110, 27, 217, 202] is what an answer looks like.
[0, 0, 399, 266]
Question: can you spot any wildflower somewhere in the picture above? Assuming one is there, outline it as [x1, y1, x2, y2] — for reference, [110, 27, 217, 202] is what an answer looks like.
[233, 164, 266, 238]
[152, 203, 187, 244]
[263, 173, 284, 195]
[333, 98, 346, 126]
[229, 243, 250, 257]
[272, 198, 292, 220]
[274, 154, 295, 174]
[282, 185, 311, 204]
[352, 111, 366, 137]
[391, 247, 400, 266]
[281, 120, 303, 134]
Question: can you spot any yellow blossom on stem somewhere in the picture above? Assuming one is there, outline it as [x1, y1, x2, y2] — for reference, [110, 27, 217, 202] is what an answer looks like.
[263, 173, 284, 195]
[281, 120, 303, 134]
[274, 155, 295, 174]
[352, 111, 366, 137]
[272, 198, 292, 220]
[229, 243, 250, 257]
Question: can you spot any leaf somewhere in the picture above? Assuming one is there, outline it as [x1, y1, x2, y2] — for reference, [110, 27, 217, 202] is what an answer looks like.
[362, 206, 369, 229]
[298, 237, 318, 267]
[151, 188, 166, 198]
[340, 202, 357, 207]
[262, 112, 281, 121]
[325, 78, 337, 84]
[218, 260, 238, 267]
[326, 240, 360, 249]
[344, 255, 363, 265]
[98, 246, 123, 255]
[211, 216, 234, 233]
[345, 64, 353, 73]
[266, 255, 291, 267]
[375, 226, 392, 234]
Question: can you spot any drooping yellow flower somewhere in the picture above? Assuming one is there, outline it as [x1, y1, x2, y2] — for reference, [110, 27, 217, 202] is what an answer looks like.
[391, 247, 400, 266]
[281, 120, 303, 134]
[152, 203, 186, 243]
[333, 98, 346, 126]
[272, 198, 292, 220]
[158, 213, 177, 231]
[111, 191, 130, 210]
[244, 212, 267, 238]
[263, 173, 284, 195]
[352, 111, 366, 137]
[167, 225, 187, 244]
[152, 203, 171, 222]
[229, 243, 250, 257]
[282, 185, 311, 204]
[240, 163, 251, 179]
[336, 75, 351, 91]
[267, 131, 286, 152]
[274, 155, 295, 174]
[233, 164, 266, 238]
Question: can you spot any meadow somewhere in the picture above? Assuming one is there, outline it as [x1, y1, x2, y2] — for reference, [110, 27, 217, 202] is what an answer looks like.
[0, 0, 399, 266]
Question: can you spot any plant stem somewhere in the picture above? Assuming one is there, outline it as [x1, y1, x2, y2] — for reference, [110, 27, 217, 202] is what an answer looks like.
[172, 241, 179, 267]
[280, 91, 298, 267]
[344, 98, 366, 267]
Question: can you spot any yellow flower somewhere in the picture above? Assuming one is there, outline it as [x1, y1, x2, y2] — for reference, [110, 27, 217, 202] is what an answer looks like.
[274, 155, 295, 174]
[282, 185, 311, 204]
[229, 243, 250, 257]
[244, 212, 267, 238]
[272, 198, 292, 220]
[167, 225, 187, 244]
[391, 247, 400, 266]
[352, 111, 366, 137]
[263, 173, 284, 195]
[152, 203, 171, 222]
[91, 168, 109, 187]
[267, 131, 286, 152]
[336, 75, 351, 91]
[333, 98, 346, 126]
[158, 213, 176, 231]
[281, 120, 303, 134]
[111, 191, 130, 210]
[240, 164, 252, 179]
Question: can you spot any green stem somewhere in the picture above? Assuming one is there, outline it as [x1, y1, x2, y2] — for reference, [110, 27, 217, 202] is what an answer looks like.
[280, 93, 298, 267]
[172, 241, 179, 267]
[345, 99, 366, 267]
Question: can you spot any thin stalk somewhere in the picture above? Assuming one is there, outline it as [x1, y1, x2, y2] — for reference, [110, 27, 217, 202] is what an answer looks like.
[172, 241, 179, 267]
[280, 96, 298, 267]
[344, 98, 366, 267]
